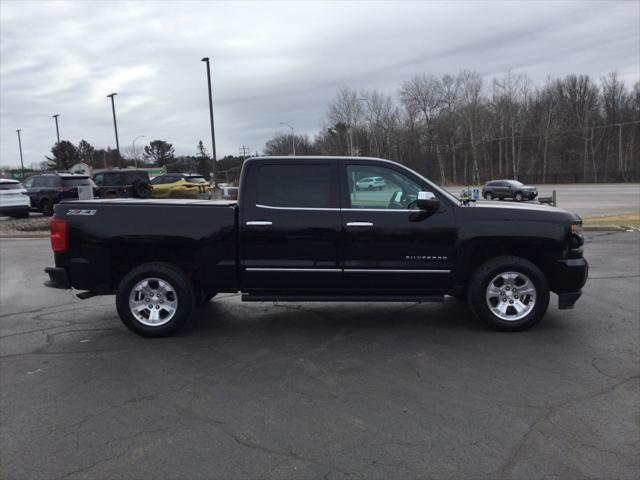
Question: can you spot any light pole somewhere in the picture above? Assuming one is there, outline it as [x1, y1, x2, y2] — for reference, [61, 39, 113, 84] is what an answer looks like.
[132, 135, 145, 168]
[52, 114, 60, 144]
[16, 129, 24, 178]
[106, 93, 120, 155]
[201, 57, 217, 187]
[280, 122, 295, 156]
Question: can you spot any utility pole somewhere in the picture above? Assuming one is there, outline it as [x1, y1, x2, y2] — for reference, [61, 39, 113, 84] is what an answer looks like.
[16, 129, 24, 179]
[52, 114, 60, 143]
[239, 145, 251, 160]
[201, 57, 217, 186]
[132, 135, 145, 168]
[279, 122, 296, 156]
[106, 93, 120, 155]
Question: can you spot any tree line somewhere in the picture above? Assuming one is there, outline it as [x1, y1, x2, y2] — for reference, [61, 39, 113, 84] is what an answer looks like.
[44, 138, 244, 179]
[264, 71, 639, 184]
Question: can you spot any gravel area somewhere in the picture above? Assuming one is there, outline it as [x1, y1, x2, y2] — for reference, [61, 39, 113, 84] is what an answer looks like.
[0, 214, 49, 236]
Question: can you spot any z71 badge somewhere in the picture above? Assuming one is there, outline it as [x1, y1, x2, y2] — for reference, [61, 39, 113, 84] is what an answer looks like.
[67, 209, 97, 216]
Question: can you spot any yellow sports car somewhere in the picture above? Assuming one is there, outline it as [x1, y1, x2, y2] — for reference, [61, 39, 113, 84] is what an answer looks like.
[150, 173, 212, 199]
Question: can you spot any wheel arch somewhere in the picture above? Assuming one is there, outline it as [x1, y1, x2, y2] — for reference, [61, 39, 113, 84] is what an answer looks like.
[454, 237, 559, 295]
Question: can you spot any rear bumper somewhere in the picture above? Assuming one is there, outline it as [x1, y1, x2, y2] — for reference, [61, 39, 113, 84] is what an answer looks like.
[44, 267, 70, 289]
[0, 205, 29, 216]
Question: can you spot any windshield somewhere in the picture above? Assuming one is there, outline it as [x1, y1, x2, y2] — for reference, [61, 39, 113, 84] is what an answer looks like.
[508, 180, 524, 187]
[185, 176, 208, 184]
[398, 164, 460, 205]
[0, 182, 22, 190]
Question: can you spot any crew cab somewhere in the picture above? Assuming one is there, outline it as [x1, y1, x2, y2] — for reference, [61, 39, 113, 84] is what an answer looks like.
[45, 156, 588, 337]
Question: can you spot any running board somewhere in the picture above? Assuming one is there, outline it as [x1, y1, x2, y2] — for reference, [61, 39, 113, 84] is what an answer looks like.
[241, 295, 444, 303]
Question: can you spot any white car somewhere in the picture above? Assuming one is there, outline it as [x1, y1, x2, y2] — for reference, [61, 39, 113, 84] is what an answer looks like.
[0, 179, 30, 218]
[355, 176, 386, 191]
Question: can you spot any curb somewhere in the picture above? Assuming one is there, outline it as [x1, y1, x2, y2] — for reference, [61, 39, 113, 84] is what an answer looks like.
[583, 225, 634, 232]
[0, 232, 49, 239]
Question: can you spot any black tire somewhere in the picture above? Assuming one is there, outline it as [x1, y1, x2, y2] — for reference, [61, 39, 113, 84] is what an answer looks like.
[116, 262, 195, 337]
[515, 192, 524, 202]
[485, 193, 493, 200]
[132, 179, 152, 199]
[41, 199, 53, 216]
[467, 255, 550, 331]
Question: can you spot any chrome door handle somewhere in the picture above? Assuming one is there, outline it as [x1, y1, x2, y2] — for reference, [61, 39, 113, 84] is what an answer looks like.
[246, 221, 272, 226]
[346, 222, 374, 227]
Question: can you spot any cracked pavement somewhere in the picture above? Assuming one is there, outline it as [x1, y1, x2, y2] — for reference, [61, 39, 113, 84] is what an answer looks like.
[1, 233, 638, 479]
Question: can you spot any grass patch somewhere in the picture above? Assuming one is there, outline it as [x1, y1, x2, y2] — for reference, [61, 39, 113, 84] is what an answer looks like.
[583, 212, 640, 227]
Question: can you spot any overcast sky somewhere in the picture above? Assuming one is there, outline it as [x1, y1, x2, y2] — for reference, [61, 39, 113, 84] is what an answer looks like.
[1, 0, 638, 168]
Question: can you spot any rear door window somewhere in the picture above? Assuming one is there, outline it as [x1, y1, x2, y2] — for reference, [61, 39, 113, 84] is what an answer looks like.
[256, 164, 333, 208]
[62, 177, 93, 187]
[124, 172, 149, 184]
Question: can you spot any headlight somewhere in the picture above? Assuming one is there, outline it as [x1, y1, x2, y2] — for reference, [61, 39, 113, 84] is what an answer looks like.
[571, 222, 583, 235]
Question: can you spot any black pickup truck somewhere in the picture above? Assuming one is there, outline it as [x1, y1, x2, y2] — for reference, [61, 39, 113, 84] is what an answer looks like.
[45, 156, 588, 336]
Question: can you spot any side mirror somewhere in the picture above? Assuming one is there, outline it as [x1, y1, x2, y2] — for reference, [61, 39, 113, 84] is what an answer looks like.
[416, 191, 440, 212]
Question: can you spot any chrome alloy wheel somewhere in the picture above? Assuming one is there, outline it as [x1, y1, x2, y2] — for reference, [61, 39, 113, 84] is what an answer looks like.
[485, 271, 536, 321]
[128, 278, 178, 326]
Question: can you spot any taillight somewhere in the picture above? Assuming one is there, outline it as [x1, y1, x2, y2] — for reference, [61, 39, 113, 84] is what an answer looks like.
[50, 217, 68, 253]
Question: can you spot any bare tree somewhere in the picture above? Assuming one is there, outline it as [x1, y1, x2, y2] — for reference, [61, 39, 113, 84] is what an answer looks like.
[327, 87, 364, 156]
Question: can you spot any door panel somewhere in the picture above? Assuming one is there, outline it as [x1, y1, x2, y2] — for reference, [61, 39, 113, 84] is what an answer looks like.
[339, 162, 456, 294]
[240, 161, 341, 292]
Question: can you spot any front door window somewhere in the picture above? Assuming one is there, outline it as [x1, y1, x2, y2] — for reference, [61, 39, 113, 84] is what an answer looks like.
[346, 165, 422, 210]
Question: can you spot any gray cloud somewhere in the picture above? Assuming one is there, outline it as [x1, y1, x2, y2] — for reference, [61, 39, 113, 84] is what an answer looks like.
[1, 0, 638, 168]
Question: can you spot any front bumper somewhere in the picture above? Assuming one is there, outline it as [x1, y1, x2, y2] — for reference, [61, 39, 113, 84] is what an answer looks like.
[553, 257, 588, 309]
[44, 267, 70, 289]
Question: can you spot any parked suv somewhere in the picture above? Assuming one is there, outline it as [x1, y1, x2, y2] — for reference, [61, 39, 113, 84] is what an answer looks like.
[23, 173, 97, 215]
[93, 169, 152, 199]
[482, 180, 538, 201]
[355, 176, 386, 190]
[0, 179, 30, 218]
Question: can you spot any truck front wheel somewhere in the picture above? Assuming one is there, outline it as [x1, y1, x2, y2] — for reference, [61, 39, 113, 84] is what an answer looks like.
[116, 263, 195, 337]
[467, 256, 549, 331]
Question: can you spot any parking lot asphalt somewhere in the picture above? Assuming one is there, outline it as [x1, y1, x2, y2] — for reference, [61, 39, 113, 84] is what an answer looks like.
[1, 234, 638, 480]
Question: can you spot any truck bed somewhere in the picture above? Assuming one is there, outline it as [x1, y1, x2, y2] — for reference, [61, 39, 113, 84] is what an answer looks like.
[52, 199, 239, 294]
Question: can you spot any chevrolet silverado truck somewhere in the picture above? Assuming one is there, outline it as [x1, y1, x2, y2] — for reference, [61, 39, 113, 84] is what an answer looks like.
[45, 156, 588, 337]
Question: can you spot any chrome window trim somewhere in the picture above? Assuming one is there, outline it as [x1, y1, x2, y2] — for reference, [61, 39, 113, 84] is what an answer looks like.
[256, 203, 418, 213]
[256, 204, 338, 211]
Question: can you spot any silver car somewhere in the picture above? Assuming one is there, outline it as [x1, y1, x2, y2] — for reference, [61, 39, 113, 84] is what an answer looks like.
[355, 176, 386, 191]
[0, 179, 30, 218]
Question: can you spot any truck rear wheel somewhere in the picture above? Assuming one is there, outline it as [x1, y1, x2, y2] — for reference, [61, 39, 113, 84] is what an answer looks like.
[467, 256, 549, 331]
[116, 263, 194, 337]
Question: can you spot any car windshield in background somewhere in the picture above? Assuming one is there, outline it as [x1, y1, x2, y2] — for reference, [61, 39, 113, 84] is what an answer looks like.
[62, 177, 94, 186]
[186, 176, 208, 184]
[0, 183, 22, 190]
[509, 180, 524, 187]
